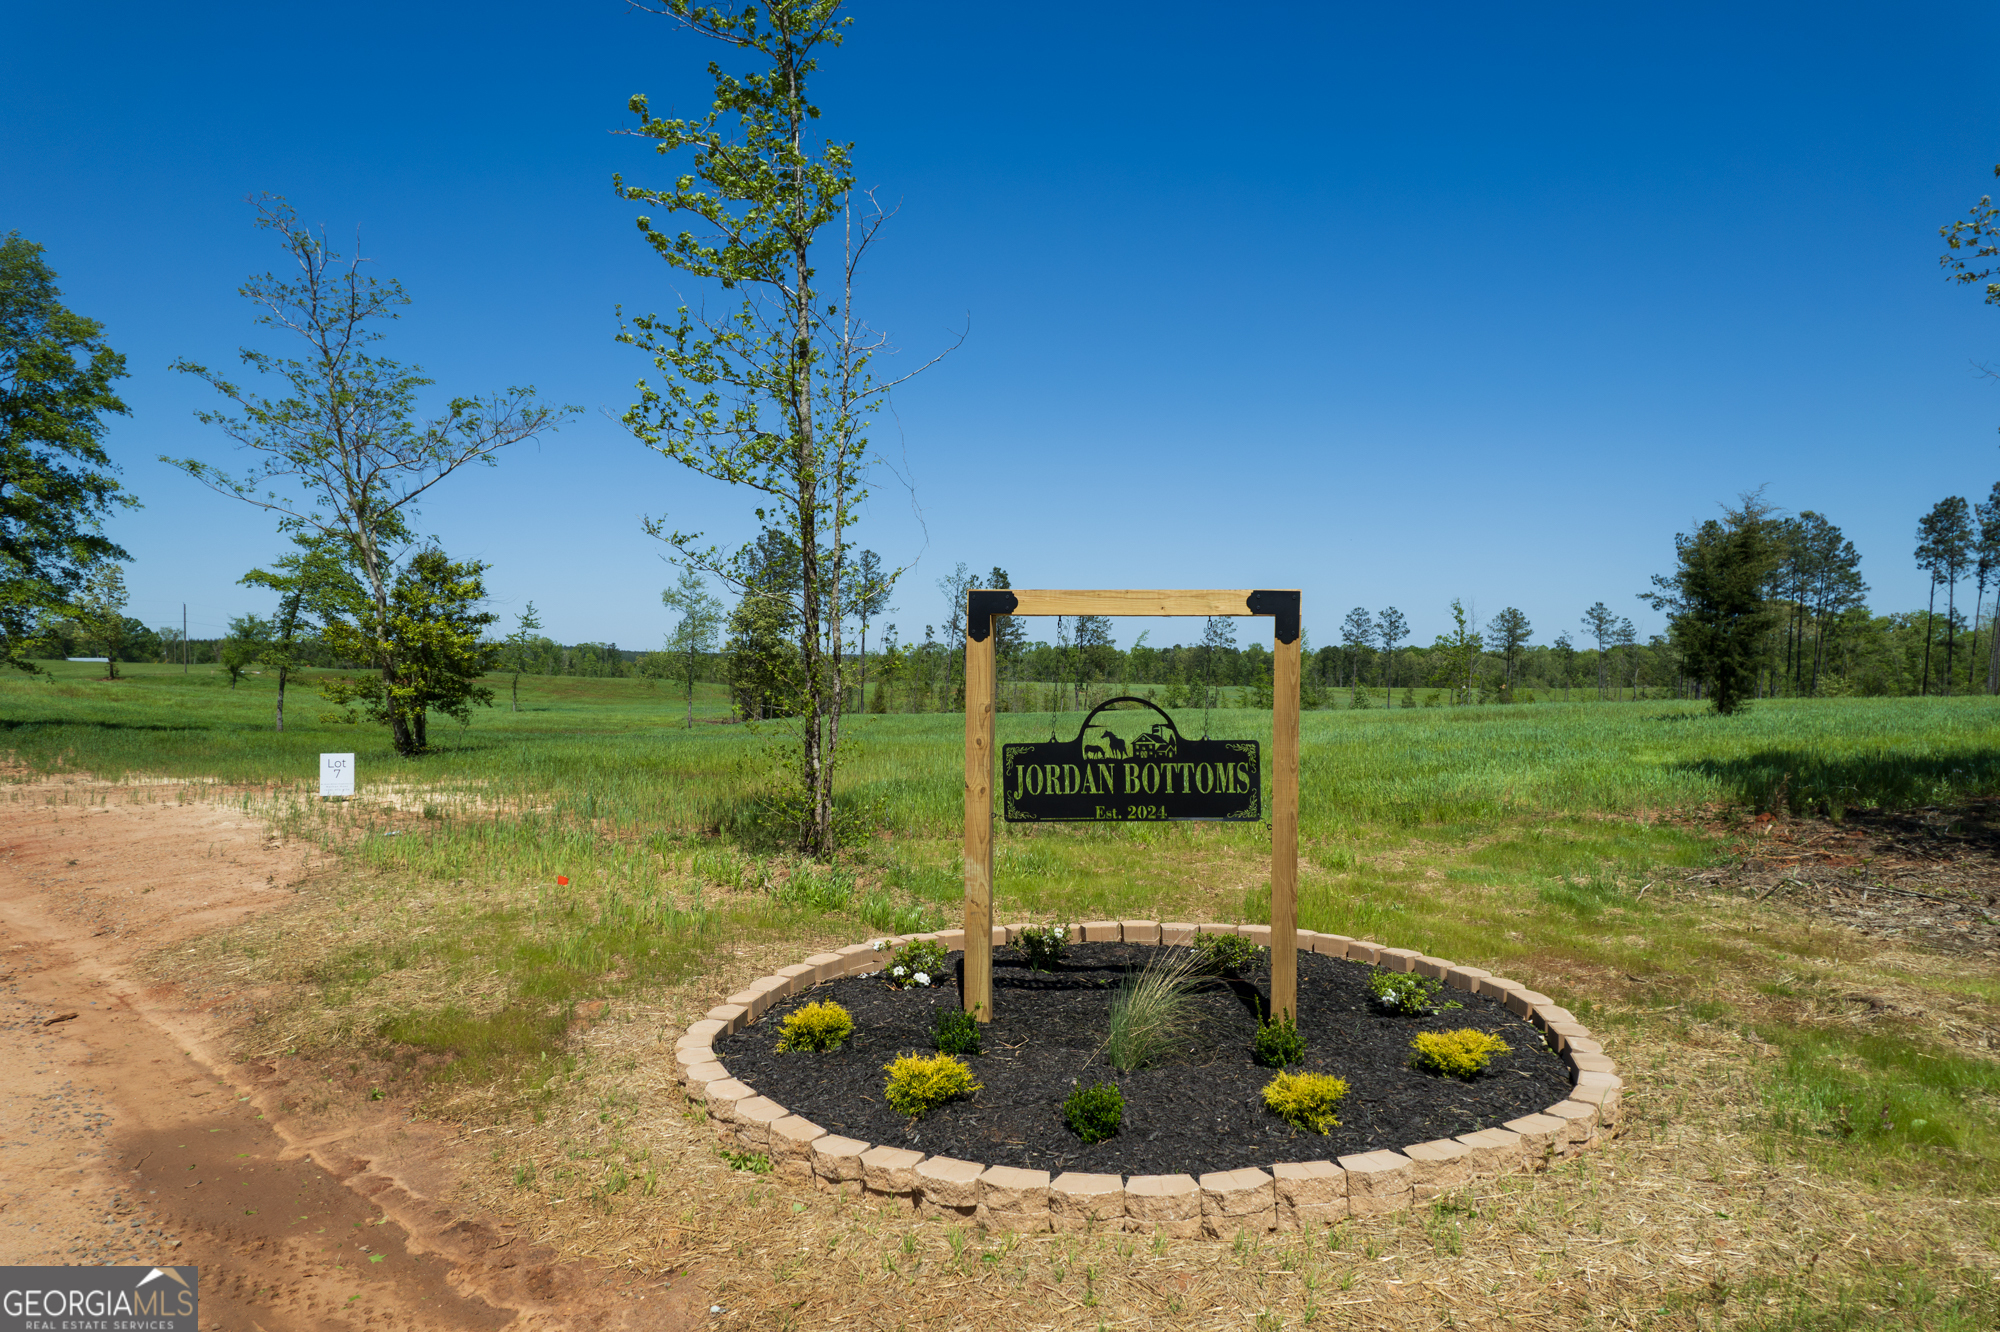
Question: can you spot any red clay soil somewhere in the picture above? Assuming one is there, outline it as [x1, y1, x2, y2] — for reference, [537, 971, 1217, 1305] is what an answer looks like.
[0, 778, 698, 1331]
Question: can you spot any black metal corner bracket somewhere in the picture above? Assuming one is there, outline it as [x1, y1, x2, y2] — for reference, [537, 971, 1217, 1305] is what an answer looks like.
[966, 588, 1020, 641]
[1245, 590, 1301, 645]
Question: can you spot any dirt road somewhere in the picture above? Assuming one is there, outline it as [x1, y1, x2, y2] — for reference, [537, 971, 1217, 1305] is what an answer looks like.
[0, 780, 695, 1331]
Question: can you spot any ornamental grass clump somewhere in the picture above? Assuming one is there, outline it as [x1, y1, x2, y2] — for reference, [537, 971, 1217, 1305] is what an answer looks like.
[882, 1052, 981, 1118]
[1015, 922, 1068, 971]
[1253, 1014, 1306, 1068]
[1261, 1070, 1350, 1134]
[1191, 931, 1258, 976]
[1369, 968, 1445, 1015]
[1105, 947, 1203, 1072]
[931, 1006, 982, 1056]
[774, 1000, 853, 1053]
[1409, 1028, 1511, 1079]
[885, 937, 946, 990]
[1063, 1081, 1124, 1144]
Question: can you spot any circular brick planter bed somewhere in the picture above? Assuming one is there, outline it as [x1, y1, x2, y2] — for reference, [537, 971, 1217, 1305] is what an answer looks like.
[673, 922, 1623, 1238]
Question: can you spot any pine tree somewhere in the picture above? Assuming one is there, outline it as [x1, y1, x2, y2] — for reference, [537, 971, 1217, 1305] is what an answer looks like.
[1915, 496, 1974, 694]
[1642, 493, 1782, 715]
[1580, 602, 1618, 699]
[1485, 607, 1532, 690]
[850, 549, 896, 711]
[1375, 607, 1408, 699]
[1970, 483, 1999, 694]
[1339, 607, 1373, 706]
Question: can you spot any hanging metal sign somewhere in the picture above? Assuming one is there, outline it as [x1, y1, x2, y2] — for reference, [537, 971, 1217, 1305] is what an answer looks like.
[1001, 697, 1260, 823]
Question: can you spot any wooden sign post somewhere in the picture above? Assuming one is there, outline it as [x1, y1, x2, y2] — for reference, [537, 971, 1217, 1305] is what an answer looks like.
[962, 589, 1301, 1023]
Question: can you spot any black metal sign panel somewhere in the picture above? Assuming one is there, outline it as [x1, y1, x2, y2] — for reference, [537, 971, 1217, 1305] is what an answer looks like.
[1001, 697, 1260, 823]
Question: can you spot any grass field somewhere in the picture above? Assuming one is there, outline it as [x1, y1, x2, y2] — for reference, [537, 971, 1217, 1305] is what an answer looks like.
[8, 660, 2000, 1327]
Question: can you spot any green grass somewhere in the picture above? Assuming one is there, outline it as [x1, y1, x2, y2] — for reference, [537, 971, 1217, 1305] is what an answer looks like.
[1752, 1024, 2000, 1191]
[10, 663, 1999, 837]
[10, 659, 2000, 1180]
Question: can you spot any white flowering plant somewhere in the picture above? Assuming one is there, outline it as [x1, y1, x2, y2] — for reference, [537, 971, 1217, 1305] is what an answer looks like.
[1016, 922, 1069, 972]
[886, 938, 947, 990]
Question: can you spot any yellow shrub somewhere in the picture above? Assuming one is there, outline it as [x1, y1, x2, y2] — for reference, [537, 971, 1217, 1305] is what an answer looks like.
[775, 1000, 853, 1053]
[1409, 1028, 1511, 1079]
[1261, 1070, 1350, 1134]
[882, 1052, 981, 1118]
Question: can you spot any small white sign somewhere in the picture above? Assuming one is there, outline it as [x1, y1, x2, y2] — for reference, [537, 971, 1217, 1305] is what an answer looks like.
[319, 753, 355, 798]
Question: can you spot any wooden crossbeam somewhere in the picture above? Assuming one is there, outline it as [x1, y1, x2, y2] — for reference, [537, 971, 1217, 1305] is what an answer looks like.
[998, 589, 1266, 618]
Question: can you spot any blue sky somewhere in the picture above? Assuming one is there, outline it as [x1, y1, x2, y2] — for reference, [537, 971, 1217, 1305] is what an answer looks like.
[5, 1, 1997, 653]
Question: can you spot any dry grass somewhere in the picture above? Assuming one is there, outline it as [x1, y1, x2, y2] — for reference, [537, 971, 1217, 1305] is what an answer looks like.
[89, 770, 2000, 1330]
[456, 1012, 1997, 1331]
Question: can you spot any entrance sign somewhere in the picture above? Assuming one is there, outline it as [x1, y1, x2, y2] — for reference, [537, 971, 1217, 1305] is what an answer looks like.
[963, 589, 1301, 1024]
[319, 753, 355, 798]
[1002, 697, 1260, 823]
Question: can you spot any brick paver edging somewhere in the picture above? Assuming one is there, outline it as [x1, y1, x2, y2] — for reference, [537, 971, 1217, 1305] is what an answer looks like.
[670, 922, 1622, 1237]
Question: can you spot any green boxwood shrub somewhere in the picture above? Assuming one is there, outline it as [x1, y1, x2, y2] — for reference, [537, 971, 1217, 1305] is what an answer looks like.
[1191, 931, 1258, 975]
[932, 1006, 983, 1056]
[1063, 1081, 1124, 1144]
[1253, 1014, 1306, 1067]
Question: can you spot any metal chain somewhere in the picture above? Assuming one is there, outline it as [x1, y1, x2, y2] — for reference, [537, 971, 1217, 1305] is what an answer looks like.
[1201, 615, 1220, 739]
[1049, 615, 1065, 740]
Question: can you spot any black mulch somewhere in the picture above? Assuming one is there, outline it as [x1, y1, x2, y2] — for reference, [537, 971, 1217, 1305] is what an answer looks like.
[712, 943, 1575, 1178]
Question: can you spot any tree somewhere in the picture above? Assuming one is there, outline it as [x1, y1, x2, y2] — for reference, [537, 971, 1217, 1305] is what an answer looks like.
[661, 567, 725, 728]
[1199, 615, 1236, 714]
[166, 196, 574, 755]
[1942, 165, 2000, 286]
[1374, 606, 1408, 697]
[220, 613, 272, 688]
[936, 562, 974, 707]
[1941, 163, 2000, 405]
[74, 564, 130, 678]
[724, 528, 803, 720]
[1074, 614, 1115, 707]
[1976, 482, 2000, 694]
[241, 533, 358, 731]
[850, 549, 895, 710]
[1, 232, 138, 671]
[320, 550, 497, 750]
[503, 601, 543, 713]
[1485, 607, 1531, 690]
[1428, 599, 1480, 703]
[1339, 607, 1373, 706]
[616, 0, 949, 857]
[1641, 493, 1782, 715]
[1915, 496, 1974, 694]
[1612, 617, 1637, 700]
[1580, 601, 1618, 699]
[1551, 632, 1578, 701]
[985, 566, 1024, 664]
[1784, 511, 1866, 695]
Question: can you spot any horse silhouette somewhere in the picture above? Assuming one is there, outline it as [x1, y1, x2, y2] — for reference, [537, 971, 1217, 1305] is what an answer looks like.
[1083, 743, 1106, 759]
[1104, 733, 1130, 757]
